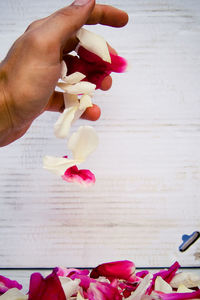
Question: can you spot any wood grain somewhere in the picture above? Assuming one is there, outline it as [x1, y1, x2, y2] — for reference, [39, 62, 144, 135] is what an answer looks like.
[0, 0, 200, 268]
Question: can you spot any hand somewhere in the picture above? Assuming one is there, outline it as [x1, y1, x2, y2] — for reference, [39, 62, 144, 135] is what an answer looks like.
[0, 0, 128, 146]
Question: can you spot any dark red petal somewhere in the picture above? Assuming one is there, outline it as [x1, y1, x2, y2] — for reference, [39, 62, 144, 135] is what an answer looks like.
[62, 166, 95, 186]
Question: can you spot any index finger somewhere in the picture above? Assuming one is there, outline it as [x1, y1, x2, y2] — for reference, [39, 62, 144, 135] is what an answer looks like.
[86, 4, 129, 27]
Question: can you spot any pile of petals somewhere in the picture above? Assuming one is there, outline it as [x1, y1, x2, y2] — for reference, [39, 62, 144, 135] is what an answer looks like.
[1, 260, 200, 299]
[43, 28, 127, 186]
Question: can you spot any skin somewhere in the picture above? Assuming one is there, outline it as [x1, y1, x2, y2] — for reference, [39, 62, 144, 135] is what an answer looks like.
[0, 0, 128, 146]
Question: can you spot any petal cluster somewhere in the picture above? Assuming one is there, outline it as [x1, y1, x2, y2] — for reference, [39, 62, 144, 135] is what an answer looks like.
[1, 260, 200, 300]
[43, 28, 127, 186]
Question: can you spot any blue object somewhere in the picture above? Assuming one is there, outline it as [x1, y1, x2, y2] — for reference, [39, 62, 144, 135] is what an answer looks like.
[179, 231, 200, 252]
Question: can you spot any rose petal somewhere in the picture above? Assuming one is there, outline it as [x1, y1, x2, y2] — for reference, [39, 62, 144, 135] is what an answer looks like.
[28, 270, 66, 300]
[146, 261, 180, 295]
[60, 61, 68, 80]
[43, 156, 80, 176]
[57, 82, 96, 95]
[87, 281, 122, 300]
[170, 272, 200, 289]
[64, 94, 79, 109]
[62, 72, 86, 84]
[76, 28, 111, 63]
[177, 285, 194, 293]
[55, 267, 89, 278]
[68, 126, 99, 162]
[79, 95, 92, 111]
[62, 166, 95, 186]
[90, 260, 136, 282]
[155, 276, 173, 294]
[59, 277, 80, 298]
[126, 274, 152, 300]
[151, 290, 200, 300]
[0, 275, 22, 295]
[54, 106, 78, 139]
[0, 288, 27, 300]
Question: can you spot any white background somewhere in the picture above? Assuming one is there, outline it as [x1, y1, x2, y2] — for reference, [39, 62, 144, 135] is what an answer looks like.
[0, 0, 200, 268]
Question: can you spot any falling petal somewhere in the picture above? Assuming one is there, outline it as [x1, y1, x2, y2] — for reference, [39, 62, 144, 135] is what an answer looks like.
[0, 275, 22, 295]
[54, 106, 78, 139]
[57, 82, 96, 95]
[60, 61, 67, 80]
[76, 28, 111, 63]
[62, 166, 95, 186]
[170, 272, 200, 289]
[0, 288, 27, 300]
[68, 126, 99, 162]
[62, 72, 86, 84]
[90, 260, 136, 282]
[79, 95, 92, 110]
[64, 94, 79, 109]
[43, 156, 80, 176]
[155, 276, 173, 294]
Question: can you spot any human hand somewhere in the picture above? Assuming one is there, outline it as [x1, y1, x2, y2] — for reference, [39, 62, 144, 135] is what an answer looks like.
[0, 0, 128, 146]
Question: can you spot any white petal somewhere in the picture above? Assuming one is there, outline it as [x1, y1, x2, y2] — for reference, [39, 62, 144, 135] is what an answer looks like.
[177, 284, 193, 293]
[54, 106, 78, 139]
[126, 274, 152, 300]
[77, 292, 86, 300]
[64, 94, 79, 108]
[43, 156, 81, 176]
[76, 28, 111, 63]
[58, 82, 96, 95]
[59, 277, 80, 298]
[79, 94, 92, 110]
[60, 60, 67, 79]
[68, 126, 99, 161]
[0, 288, 27, 300]
[155, 276, 173, 293]
[62, 72, 86, 84]
[170, 272, 200, 288]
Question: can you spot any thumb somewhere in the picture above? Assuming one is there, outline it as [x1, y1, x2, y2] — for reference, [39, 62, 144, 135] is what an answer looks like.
[47, 0, 95, 47]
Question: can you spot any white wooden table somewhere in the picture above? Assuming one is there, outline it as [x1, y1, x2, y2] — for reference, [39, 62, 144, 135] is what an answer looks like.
[0, 0, 200, 274]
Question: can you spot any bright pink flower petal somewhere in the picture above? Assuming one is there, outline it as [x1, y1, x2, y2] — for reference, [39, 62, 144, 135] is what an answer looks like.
[0, 275, 22, 295]
[64, 47, 127, 89]
[146, 261, 180, 295]
[87, 281, 122, 300]
[152, 289, 200, 299]
[136, 270, 150, 278]
[28, 270, 66, 300]
[55, 267, 89, 278]
[70, 274, 96, 290]
[62, 166, 95, 186]
[90, 260, 136, 282]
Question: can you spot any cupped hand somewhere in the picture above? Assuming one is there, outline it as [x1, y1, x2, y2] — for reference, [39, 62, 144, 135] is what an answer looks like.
[0, 0, 128, 146]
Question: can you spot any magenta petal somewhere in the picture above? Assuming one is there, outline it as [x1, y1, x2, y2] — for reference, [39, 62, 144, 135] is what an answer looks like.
[87, 281, 122, 300]
[146, 261, 180, 295]
[153, 290, 200, 299]
[136, 270, 150, 279]
[28, 270, 66, 300]
[62, 166, 95, 186]
[55, 267, 89, 278]
[90, 260, 136, 282]
[0, 275, 22, 295]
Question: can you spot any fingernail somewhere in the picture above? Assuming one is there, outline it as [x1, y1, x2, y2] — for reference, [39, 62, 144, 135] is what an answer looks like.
[72, 0, 91, 6]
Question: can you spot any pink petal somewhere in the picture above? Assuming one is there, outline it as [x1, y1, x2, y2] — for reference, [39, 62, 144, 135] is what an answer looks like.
[28, 270, 66, 300]
[146, 261, 180, 295]
[0, 275, 22, 295]
[55, 267, 89, 278]
[70, 274, 96, 290]
[90, 260, 136, 282]
[152, 289, 200, 299]
[62, 166, 95, 186]
[87, 281, 122, 300]
[136, 270, 150, 279]
[64, 47, 127, 89]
